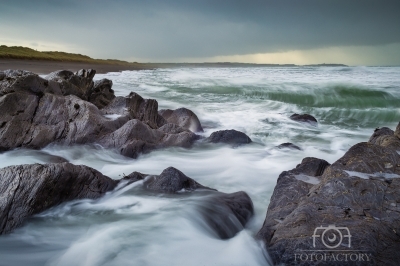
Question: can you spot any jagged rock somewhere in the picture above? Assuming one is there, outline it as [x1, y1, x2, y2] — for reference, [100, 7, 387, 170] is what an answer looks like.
[97, 120, 198, 158]
[0, 69, 62, 96]
[121, 171, 147, 185]
[207, 129, 251, 145]
[395, 122, 400, 139]
[123, 167, 215, 193]
[369, 127, 394, 143]
[290, 113, 318, 125]
[159, 108, 203, 132]
[276, 142, 302, 150]
[197, 191, 254, 239]
[46, 69, 95, 99]
[126, 92, 165, 129]
[88, 79, 115, 109]
[120, 167, 254, 239]
[0, 69, 199, 158]
[101, 93, 166, 129]
[257, 141, 400, 265]
[368, 125, 400, 150]
[0, 163, 117, 235]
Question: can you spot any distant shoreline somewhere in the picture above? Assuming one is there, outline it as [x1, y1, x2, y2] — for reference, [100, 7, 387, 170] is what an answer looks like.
[0, 59, 352, 75]
[0, 59, 152, 74]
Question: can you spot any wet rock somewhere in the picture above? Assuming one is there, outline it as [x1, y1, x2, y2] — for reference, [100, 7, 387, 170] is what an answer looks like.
[88, 79, 115, 109]
[198, 191, 254, 239]
[276, 142, 302, 150]
[159, 108, 203, 132]
[0, 69, 61, 96]
[368, 125, 400, 150]
[207, 129, 251, 146]
[101, 93, 166, 129]
[257, 141, 400, 265]
[121, 171, 147, 185]
[290, 113, 318, 124]
[123, 167, 215, 193]
[126, 92, 165, 129]
[97, 119, 198, 158]
[0, 69, 200, 158]
[0, 163, 117, 234]
[395, 122, 400, 139]
[46, 69, 96, 100]
[369, 127, 394, 143]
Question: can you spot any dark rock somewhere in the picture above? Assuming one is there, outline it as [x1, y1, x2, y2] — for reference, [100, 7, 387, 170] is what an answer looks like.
[0, 163, 117, 234]
[369, 127, 394, 143]
[126, 92, 165, 129]
[395, 122, 400, 139]
[276, 142, 302, 150]
[0, 69, 200, 158]
[196, 191, 254, 239]
[143, 167, 215, 193]
[101, 93, 167, 129]
[88, 79, 115, 109]
[121, 171, 147, 185]
[258, 141, 400, 265]
[159, 108, 203, 132]
[207, 129, 251, 145]
[46, 69, 95, 100]
[0, 69, 62, 96]
[368, 126, 400, 150]
[290, 113, 318, 124]
[97, 119, 198, 158]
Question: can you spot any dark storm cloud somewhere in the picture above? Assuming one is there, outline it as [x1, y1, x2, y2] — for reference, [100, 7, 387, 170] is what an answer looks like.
[1, 0, 400, 60]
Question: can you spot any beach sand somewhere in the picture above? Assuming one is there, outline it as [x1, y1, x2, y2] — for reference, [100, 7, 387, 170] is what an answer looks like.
[0, 59, 151, 74]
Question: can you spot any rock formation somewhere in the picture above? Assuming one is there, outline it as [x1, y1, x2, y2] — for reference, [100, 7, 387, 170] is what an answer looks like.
[258, 123, 400, 265]
[290, 113, 318, 125]
[0, 163, 117, 235]
[0, 69, 200, 158]
[159, 108, 204, 132]
[276, 142, 302, 150]
[206, 129, 252, 146]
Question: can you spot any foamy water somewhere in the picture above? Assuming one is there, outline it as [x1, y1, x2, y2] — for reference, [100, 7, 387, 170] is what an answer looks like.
[0, 66, 399, 266]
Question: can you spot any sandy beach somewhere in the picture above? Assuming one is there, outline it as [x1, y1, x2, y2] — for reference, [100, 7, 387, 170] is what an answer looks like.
[0, 59, 150, 74]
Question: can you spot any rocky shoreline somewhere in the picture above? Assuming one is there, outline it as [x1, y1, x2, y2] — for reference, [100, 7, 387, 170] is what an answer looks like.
[257, 125, 400, 265]
[0, 68, 399, 265]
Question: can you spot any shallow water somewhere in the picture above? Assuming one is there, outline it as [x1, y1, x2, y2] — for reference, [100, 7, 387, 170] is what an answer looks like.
[0, 66, 399, 266]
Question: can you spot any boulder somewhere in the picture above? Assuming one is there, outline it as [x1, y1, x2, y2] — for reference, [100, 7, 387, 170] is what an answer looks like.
[207, 129, 251, 146]
[290, 113, 318, 125]
[88, 79, 115, 109]
[257, 141, 400, 265]
[276, 142, 302, 150]
[159, 108, 203, 132]
[0, 163, 117, 234]
[123, 166, 215, 193]
[368, 126, 400, 150]
[97, 119, 198, 158]
[197, 191, 254, 239]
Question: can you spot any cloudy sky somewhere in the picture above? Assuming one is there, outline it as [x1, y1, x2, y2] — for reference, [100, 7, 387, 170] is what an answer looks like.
[1, 0, 400, 65]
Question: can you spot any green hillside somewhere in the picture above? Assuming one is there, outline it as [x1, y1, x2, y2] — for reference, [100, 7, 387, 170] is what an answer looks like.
[0, 45, 140, 65]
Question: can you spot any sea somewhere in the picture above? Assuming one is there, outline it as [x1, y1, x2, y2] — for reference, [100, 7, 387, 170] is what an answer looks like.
[0, 66, 399, 266]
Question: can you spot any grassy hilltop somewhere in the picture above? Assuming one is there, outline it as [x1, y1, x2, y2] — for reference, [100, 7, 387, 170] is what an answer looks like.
[0, 45, 144, 66]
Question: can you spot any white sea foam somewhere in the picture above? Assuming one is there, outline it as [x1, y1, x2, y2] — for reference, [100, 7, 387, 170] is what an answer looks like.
[104, 114, 123, 120]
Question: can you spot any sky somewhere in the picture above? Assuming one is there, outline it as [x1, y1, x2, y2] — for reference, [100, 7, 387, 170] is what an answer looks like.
[1, 0, 400, 65]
